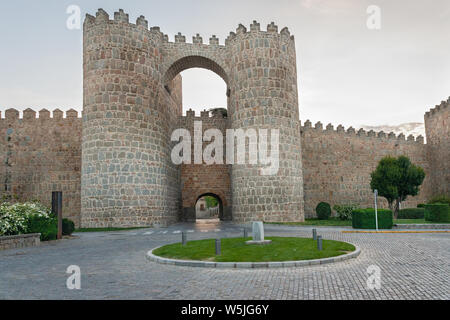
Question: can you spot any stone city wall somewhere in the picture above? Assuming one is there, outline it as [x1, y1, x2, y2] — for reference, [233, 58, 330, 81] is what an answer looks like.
[0, 106, 443, 223]
[300, 121, 432, 217]
[0, 109, 82, 225]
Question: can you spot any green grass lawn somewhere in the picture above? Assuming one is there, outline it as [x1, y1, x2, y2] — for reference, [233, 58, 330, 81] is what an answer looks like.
[267, 218, 450, 227]
[394, 219, 449, 224]
[153, 237, 356, 262]
[75, 227, 148, 232]
[266, 219, 352, 226]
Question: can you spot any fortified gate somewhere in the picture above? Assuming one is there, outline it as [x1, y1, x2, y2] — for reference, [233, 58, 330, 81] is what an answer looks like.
[82, 9, 305, 227]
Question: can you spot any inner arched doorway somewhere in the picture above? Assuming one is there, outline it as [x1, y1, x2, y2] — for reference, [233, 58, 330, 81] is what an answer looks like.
[165, 54, 233, 223]
[195, 193, 223, 222]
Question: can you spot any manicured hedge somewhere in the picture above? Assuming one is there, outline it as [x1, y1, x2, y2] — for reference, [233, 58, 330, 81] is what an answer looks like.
[352, 208, 393, 229]
[316, 202, 331, 220]
[62, 218, 75, 235]
[27, 215, 57, 241]
[398, 208, 425, 219]
[424, 204, 449, 222]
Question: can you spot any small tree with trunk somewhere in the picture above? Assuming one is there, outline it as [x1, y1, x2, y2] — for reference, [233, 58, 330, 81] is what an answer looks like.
[370, 155, 425, 219]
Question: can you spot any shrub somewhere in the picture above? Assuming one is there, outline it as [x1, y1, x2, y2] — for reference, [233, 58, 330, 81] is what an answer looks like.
[0, 203, 29, 236]
[398, 208, 425, 219]
[424, 204, 449, 222]
[316, 202, 331, 220]
[428, 195, 450, 206]
[352, 208, 393, 229]
[333, 204, 359, 221]
[417, 203, 425, 208]
[26, 215, 57, 241]
[0, 202, 56, 241]
[62, 218, 75, 235]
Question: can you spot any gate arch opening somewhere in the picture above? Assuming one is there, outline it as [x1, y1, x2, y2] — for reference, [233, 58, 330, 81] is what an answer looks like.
[195, 193, 224, 221]
[163, 55, 230, 95]
[167, 54, 232, 223]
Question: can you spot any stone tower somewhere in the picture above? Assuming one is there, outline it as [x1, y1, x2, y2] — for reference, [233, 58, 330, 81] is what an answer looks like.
[81, 9, 305, 227]
[226, 22, 305, 222]
[425, 98, 449, 196]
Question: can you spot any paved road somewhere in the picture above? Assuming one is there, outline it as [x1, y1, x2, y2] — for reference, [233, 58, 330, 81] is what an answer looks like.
[0, 222, 448, 300]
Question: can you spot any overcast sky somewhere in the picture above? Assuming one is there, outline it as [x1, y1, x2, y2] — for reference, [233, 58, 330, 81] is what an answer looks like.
[0, 0, 449, 127]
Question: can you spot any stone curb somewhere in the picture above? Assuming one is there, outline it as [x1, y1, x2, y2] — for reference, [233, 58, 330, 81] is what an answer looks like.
[394, 224, 450, 230]
[146, 244, 361, 269]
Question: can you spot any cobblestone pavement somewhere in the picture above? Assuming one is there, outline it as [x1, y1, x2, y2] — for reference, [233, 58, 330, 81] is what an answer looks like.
[0, 222, 448, 300]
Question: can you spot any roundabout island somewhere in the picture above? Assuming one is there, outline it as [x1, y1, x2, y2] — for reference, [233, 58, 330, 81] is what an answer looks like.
[147, 236, 360, 269]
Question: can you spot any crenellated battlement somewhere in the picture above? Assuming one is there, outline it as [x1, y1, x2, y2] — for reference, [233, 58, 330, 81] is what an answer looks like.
[84, 9, 294, 48]
[180, 109, 227, 120]
[225, 20, 294, 45]
[425, 96, 449, 118]
[301, 120, 425, 144]
[84, 8, 164, 39]
[0, 108, 81, 121]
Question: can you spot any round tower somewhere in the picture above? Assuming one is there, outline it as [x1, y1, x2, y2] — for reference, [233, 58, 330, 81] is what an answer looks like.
[226, 21, 305, 222]
[82, 9, 180, 227]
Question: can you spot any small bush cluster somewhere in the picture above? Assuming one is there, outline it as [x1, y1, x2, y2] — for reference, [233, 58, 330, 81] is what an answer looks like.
[27, 214, 58, 241]
[424, 204, 449, 222]
[316, 202, 331, 220]
[352, 208, 393, 229]
[62, 218, 75, 235]
[0, 202, 75, 240]
[333, 204, 359, 221]
[398, 208, 425, 219]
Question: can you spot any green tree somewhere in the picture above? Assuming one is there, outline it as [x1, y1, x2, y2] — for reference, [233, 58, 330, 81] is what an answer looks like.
[204, 196, 219, 208]
[370, 156, 425, 219]
[209, 108, 227, 118]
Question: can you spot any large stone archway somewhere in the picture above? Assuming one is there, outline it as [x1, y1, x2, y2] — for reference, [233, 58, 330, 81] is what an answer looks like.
[163, 54, 232, 223]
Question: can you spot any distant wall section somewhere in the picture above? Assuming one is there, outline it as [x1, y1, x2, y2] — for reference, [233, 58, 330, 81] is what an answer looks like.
[300, 121, 432, 217]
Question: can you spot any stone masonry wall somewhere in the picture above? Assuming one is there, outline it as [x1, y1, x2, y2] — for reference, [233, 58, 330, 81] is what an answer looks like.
[300, 121, 432, 218]
[424, 98, 449, 197]
[0, 233, 40, 251]
[0, 109, 82, 226]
